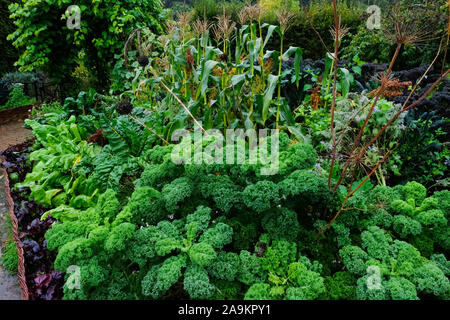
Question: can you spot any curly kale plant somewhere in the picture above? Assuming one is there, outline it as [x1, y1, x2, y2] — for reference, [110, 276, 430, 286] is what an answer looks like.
[138, 205, 234, 299]
[244, 239, 325, 300]
[339, 226, 450, 300]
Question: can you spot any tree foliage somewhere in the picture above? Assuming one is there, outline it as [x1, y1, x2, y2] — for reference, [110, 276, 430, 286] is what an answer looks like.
[7, 0, 166, 89]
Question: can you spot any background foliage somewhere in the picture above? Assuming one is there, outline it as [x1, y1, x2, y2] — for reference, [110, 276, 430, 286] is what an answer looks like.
[7, 0, 167, 91]
[0, 0, 18, 75]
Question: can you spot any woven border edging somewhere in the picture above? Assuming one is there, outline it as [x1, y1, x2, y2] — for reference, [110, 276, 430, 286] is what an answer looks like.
[1, 155, 29, 300]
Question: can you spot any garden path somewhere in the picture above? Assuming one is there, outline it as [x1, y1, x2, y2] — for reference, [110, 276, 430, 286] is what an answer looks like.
[0, 172, 22, 300]
[0, 120, 31, 152]
[0, 106, 32, 152]
[0, 109, 30, 300]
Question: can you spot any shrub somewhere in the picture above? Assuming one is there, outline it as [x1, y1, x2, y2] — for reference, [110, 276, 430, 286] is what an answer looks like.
[267, 1, 362, 59]
[343, 0, 448, 70]
[192, 0, 245, 22]
[0, 85, 35, 110]
[259, 0, 300, 23]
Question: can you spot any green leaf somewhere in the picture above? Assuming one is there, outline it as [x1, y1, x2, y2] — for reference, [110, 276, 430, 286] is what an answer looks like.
[198, 60, 219, 98]
[41, 205, 80, 222]
[44, 189, 62, 207]
[262, 24, 281, 49]
[189, 242, 217, 267]
[263, 74, 279, 124]
[322, 52, 334, 86]
[142, 255, 187, 299]
[186, 222, 199, 245]
[294, 48, 302, 88]
[183, 264, 216, 299]
[352, 65, 362, 76]
[286, 126, 311, 144]
[339, 68, 351, 97]
[230, 74, 246, 87]
[282, 46, 301, 60]
[279, 100, 295, 125]
[155, 238, 182, 256]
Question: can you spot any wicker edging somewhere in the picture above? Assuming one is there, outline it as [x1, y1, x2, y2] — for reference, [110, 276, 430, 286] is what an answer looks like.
[1, 155, 29, 300]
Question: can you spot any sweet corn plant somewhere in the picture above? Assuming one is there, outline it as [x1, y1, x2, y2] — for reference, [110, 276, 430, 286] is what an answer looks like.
[128, 18, 303, 136]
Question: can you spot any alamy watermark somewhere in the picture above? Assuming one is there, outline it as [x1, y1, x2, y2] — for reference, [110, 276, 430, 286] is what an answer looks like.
[366, 5, 381, 30]
[366, 265, 382, 290]
[66, 265, 81, 290]
[66, 5, 81, 30]
[170, 124, 280, 175]
[63, 4, 381, 32]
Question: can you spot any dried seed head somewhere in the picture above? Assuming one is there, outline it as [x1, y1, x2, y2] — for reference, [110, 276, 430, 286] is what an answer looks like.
[213, 65, 223, 77]
[165, 22, 177, 39]
[256, 242, 267, 257]
[192, 18, 211, 36]
[185, 48, 195, 74]
[276, 7, 296, 34]
[239, 3, 261, 25]
[329, 17, 349, 43]
[123, 28, 141, 66]
[138, 54, 149, 67]
[87, 129, 107, 146]
[116, 98, 133, 115]
[177, 10, 194, 31]
[383, 4, 432, 46]
[238, 10, 249, 25]
[213, 9, 236, 41]
[186, 49, 195, 66]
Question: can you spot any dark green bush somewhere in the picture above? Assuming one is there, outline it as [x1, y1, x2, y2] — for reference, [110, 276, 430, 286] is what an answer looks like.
[0, 85, 35, 110]
[343, 0, 448, 70]
[192, 0, 245, 21]
[265, 1, 363, 59]
[0, 0, 17, 75]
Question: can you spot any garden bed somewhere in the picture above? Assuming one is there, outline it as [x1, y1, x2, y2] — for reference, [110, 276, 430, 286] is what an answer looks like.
[0, 0, 448, 302]
[1, 142, 64, 300]
[0, 105, 32, 125]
